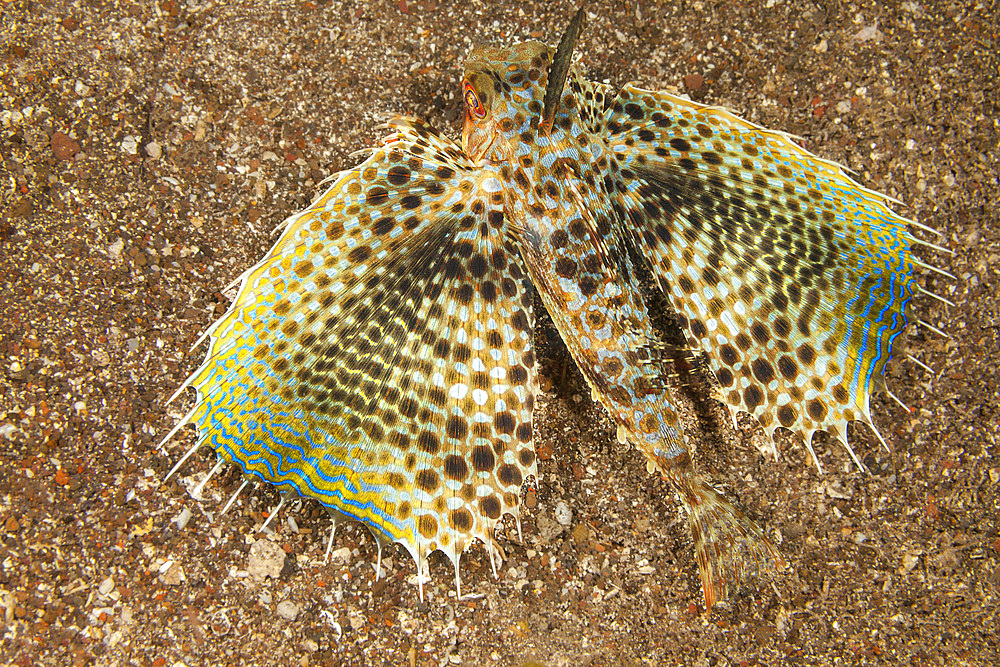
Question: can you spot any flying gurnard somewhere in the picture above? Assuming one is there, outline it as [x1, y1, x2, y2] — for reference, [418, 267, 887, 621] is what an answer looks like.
[161, 7, 950, 609]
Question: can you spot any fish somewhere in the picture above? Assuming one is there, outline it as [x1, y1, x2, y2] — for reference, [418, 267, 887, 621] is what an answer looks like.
[160, 6, 949, 609]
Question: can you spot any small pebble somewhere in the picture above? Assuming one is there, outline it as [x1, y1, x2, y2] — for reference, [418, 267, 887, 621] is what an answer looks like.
[683, 73, 704, 91]
[50, 131, 80, 161]
[158, 562, 184, 586]
[900, 552, 921, 574]
[121, 135, 138, 155]
[107, 238, 124, 259]
[172, 507, 192, 530]
[276, 600, 299, 621]
[330, 546, 352, 565]
[248, 539, 286, 579]
[854, 23, 884, 43]
[554, 500, 573, 526]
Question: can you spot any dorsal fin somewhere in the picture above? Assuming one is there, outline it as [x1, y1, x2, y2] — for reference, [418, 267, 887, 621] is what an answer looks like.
[542, 4, 587, 130]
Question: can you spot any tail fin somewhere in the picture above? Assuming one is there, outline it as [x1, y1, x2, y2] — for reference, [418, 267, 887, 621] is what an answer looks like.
[672, 473, 785, 610]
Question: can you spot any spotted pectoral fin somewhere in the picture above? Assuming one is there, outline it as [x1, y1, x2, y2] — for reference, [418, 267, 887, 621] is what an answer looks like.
[182, 128, 538, 577]
[603, 84, 923, 466]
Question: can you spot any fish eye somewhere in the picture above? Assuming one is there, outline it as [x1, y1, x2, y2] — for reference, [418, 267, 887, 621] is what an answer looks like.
[463, 81, 486, 118]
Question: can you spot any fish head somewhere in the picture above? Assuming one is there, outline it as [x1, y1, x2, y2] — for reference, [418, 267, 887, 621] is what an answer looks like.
[461, 41, 554, 165]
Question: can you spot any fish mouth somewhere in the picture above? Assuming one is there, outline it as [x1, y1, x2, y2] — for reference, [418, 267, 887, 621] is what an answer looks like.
[464, 133, 497, 166]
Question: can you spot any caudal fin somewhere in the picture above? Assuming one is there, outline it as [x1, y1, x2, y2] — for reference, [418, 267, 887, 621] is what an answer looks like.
[672, 473, 785, 610]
